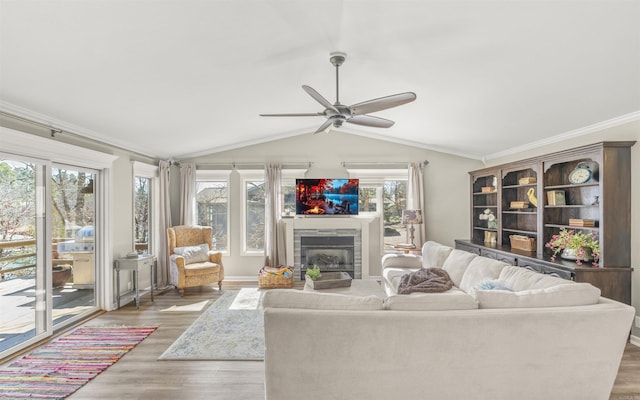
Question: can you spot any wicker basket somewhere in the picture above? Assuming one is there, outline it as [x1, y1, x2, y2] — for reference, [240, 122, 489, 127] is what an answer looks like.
[258, 267, 294, 289]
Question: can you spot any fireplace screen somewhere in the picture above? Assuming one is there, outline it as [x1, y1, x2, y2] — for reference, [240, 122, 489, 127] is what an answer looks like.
[300, 236, 355, 277]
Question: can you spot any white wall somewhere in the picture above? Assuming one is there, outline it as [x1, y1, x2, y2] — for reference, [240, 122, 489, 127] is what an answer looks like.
[184, 131, 482, 278]
[483, 119, 640, 339]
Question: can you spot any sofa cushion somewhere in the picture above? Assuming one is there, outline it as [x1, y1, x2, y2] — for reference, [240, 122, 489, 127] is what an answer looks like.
[382, 267, 420, 295]
[421, 241, 453, 268]
[441, 249, 478, 287]
[262, 289, 383, 311]
[384, 287, 478, 311]
[476, 283, 601, 309]
[174, 243, 209, 264]
[498, 265, 569, 291]
[459, 257, 509, 295]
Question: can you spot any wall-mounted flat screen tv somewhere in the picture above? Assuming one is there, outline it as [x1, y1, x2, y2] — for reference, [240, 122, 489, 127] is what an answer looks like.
[295, 179, 359, 216]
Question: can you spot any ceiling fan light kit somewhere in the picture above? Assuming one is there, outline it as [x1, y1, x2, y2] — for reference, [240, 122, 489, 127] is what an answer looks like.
[260, 52, 416, 134]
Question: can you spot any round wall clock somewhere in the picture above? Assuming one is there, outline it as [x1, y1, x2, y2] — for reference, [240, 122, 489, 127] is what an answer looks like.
[568, 163, 592, 184]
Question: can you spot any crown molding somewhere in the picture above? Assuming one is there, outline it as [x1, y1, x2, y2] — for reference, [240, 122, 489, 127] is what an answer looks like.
[0, 100, 158, 159]
[483, 111, 640, 162]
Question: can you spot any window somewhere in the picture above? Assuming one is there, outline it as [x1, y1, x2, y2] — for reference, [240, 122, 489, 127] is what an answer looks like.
[350, 168, 408, 252]
[134, 177, 150, 254]
[382, 180, 407, 248]
[132, 162, 158, 257]
[245, 179, 265, 253]
[195, 170, 230, 252]
[281, 169, 306, 217]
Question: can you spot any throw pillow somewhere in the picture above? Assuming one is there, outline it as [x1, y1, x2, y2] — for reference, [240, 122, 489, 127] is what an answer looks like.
[174, 243, 210, 264]
[477, 278, 511, 291]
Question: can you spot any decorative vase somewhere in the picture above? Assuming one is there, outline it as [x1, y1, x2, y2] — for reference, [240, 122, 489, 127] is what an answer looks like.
[561, 247, 592, 261]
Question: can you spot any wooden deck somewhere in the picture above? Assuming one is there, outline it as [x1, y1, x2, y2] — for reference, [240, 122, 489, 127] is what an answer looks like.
[0, 277, 94, 354]
[1, 282, 639, 399]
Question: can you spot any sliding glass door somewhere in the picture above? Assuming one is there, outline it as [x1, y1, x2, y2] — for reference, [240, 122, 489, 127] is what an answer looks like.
[0, 157, 48, 355]
[51, 166, 97, 327]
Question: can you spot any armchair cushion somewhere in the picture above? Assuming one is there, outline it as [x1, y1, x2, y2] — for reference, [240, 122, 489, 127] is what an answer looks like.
[174, 244, 209, 264]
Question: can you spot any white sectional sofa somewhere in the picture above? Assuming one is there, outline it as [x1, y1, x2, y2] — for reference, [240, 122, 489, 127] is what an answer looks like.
[263, 241, 635, 400]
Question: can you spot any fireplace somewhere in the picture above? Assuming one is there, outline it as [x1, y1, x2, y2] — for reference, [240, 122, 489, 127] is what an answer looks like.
[294, 228, 361, 279]
[300, 236, 354, 278]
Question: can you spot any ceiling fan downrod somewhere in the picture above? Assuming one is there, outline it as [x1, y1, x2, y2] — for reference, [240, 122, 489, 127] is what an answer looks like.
[330, 52, 346, 105]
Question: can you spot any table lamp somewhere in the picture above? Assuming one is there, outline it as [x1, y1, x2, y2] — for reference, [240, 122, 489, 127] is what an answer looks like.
[402, 209, 423, 247]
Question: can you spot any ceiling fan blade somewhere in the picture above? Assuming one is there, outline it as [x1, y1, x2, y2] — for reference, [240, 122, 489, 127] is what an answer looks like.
[350, 92, 416, 115]
[302, 85, 339, 113]
[314, 118, 335, 134]
[347, 114, 395, 128]
[260, 113, 324, 117]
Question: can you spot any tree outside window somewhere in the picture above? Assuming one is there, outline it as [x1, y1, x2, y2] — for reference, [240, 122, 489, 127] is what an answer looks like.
[0, 160, 36, 279]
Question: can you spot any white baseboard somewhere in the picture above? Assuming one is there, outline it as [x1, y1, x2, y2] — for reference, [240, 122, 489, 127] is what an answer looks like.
[224, 276, 259, 282]
[630, 334, 640, 348]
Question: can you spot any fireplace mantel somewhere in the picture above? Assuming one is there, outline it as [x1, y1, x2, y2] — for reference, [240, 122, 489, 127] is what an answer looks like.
[283, 216, 375, 279]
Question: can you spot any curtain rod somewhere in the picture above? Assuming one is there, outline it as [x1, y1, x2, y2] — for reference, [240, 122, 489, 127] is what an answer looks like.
[341, 160, 429, 168]
[175, 161, 313, 170]
[0, 110, 156, 162]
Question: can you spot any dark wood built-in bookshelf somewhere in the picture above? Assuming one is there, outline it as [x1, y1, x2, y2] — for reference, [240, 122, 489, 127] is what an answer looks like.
[458, 141, 635, 304]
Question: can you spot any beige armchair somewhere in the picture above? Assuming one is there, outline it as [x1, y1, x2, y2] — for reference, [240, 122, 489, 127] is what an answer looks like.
[167, 225, 224, 295]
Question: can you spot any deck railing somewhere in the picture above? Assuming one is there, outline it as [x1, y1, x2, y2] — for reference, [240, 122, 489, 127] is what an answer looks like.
[0, 239, 36, 278]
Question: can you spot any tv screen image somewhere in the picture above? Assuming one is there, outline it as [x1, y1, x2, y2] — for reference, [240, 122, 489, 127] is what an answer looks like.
[296, 179, 359, 215]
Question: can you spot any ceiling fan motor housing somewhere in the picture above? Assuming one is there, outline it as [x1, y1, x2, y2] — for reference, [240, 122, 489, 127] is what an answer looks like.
[330, 51, 346, 67]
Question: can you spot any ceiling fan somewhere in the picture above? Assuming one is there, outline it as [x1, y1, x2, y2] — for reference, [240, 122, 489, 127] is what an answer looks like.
[260, 52, 417, 134]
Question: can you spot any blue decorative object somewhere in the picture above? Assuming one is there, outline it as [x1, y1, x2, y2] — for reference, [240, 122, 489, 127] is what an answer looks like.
[478, 278, 511, 291]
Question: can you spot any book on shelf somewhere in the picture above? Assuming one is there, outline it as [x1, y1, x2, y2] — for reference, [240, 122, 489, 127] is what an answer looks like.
[569, 219, 595, 227]
[510, 201, 529, 209]
[546, 190, 566, 206]
[518, 177, 537, 185]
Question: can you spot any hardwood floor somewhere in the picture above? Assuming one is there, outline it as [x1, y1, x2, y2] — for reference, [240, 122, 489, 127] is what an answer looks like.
[3, 282, 639, 400]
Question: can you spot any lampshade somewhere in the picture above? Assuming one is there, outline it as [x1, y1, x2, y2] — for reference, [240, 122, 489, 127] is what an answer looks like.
[402, 209, 423, 225]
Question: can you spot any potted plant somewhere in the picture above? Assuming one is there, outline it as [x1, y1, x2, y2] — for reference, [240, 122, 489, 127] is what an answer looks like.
[305, 264, 322, 281]
[479, 208, 498, 229]
[545, 228, 600, 266]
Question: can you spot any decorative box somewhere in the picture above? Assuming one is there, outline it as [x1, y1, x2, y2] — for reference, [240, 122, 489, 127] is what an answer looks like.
[481, 187, 495, 193]
[509, 235, 536, 252]
[305, 272, 352, 290]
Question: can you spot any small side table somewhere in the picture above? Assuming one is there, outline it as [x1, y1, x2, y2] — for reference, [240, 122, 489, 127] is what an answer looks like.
[114, 255, 156, 309]
[394, 244, 417, 254]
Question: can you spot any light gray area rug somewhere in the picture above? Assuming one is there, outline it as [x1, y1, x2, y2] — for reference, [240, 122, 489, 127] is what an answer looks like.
[158, 289, 265, 361]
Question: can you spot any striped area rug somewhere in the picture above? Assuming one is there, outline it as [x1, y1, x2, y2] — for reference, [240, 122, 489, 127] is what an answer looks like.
[0, 326, 157, 399]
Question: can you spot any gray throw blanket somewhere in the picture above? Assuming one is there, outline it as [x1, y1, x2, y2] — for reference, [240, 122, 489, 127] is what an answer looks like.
[397, 267, 453, 294]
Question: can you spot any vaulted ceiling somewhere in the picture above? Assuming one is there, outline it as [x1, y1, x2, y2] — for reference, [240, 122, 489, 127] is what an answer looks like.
[1, 1, 639, 160]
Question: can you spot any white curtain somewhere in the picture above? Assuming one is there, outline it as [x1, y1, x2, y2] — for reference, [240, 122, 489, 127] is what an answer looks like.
[407, 162, 426, 247]
[264, 163, 286, 266]
[157, 160, 172, 288]
[179, 162, 197, 226]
